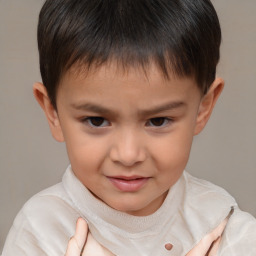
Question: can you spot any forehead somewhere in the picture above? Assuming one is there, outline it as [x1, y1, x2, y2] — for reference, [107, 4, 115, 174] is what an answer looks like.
[57, 62, 201, 108]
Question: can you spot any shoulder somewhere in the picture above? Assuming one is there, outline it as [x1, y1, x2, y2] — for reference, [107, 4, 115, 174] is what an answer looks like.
[184, 171, 234, 197]
[183, 172, 256, 255]
[179, 172, 256, 255]
[20, 182, 79, 221]
[2, 183, 80, 256]
[183, 171, 237, 209]
[219, 208, 256, 255]
[178, 172, 237, 245]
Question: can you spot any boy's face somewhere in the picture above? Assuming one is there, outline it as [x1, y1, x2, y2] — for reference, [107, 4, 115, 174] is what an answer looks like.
[34, 63, 223, 216]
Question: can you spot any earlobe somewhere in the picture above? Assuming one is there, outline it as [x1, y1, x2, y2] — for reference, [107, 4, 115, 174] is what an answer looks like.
[33, 82, 64, 142]
[194, 78, 224, 135]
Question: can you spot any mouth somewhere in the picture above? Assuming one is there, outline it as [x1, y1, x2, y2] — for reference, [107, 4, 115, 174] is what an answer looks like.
[107, 176, 150, 192]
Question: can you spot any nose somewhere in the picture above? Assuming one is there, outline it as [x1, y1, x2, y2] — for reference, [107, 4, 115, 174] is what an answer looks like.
[109, 129, 147, 167]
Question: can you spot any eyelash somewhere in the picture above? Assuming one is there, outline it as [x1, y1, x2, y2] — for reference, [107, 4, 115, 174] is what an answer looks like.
[145, 117, 173, 127]
[82, 117, 110, 128]
[81, 116, 173, 129]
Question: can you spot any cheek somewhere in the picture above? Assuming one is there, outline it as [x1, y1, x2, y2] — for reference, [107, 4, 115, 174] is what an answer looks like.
[66, 140, 108, 189]
[152, 130, 194, 174]
[64, 132, 109, 173]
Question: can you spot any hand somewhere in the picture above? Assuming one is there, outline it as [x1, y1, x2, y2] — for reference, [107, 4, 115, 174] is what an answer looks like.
[185, 217, 228, 256]
[65, 218, 88, 256]
[65, 218, 115, 256]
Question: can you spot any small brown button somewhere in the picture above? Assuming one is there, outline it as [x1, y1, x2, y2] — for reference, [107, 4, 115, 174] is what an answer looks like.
[165, 243, 173, 251]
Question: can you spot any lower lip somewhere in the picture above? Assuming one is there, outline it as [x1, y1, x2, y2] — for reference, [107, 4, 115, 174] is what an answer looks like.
[107, 177, 149, 192]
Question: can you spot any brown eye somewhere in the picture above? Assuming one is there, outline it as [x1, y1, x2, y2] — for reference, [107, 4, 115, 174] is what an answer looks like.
[86, 117, 110, 127]
[147, 117, 170, 127]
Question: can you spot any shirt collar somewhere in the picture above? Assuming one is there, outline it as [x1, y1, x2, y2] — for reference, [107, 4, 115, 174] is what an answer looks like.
[62, 165, 184, 234]
[62, 166, 237, 255]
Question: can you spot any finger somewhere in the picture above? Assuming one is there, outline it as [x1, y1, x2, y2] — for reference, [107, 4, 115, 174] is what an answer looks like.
[82, 233, 115, 256]
[74, 218, 89, 249]
[65, 218, 88, 256]
[65, 237, 81, 256]
[207, 236, 221, 256]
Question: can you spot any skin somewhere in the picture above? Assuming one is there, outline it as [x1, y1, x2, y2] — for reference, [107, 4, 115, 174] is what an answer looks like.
[65, 217, 227, 256]
[65, 218, 114, 256]
[33, 62, 224, 254]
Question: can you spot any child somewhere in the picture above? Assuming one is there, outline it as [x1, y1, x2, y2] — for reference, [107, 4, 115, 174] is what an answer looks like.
[2, 0, 256, 255]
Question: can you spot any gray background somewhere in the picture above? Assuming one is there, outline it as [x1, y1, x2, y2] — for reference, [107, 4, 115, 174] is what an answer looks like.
[0, 0, 255, 252]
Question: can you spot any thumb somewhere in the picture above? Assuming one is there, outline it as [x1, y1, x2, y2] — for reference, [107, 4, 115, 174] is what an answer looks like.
[65, 218, 89, 256]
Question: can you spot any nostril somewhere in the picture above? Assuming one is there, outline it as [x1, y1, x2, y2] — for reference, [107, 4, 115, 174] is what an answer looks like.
[109, 147, 146, 167]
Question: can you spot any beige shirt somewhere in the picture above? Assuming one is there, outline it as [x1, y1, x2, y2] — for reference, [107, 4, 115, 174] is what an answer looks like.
[2, 166, 256, 255]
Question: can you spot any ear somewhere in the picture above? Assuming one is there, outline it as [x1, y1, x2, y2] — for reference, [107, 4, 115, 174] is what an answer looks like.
[33, 82, 64, 142]
[194, 78, 224, 135]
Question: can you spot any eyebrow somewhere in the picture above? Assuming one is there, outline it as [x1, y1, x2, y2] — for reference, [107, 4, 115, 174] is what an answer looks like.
[138, 101, 186, 116]
[71, 102, 116, 116]
[71, 101, 186, 117]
